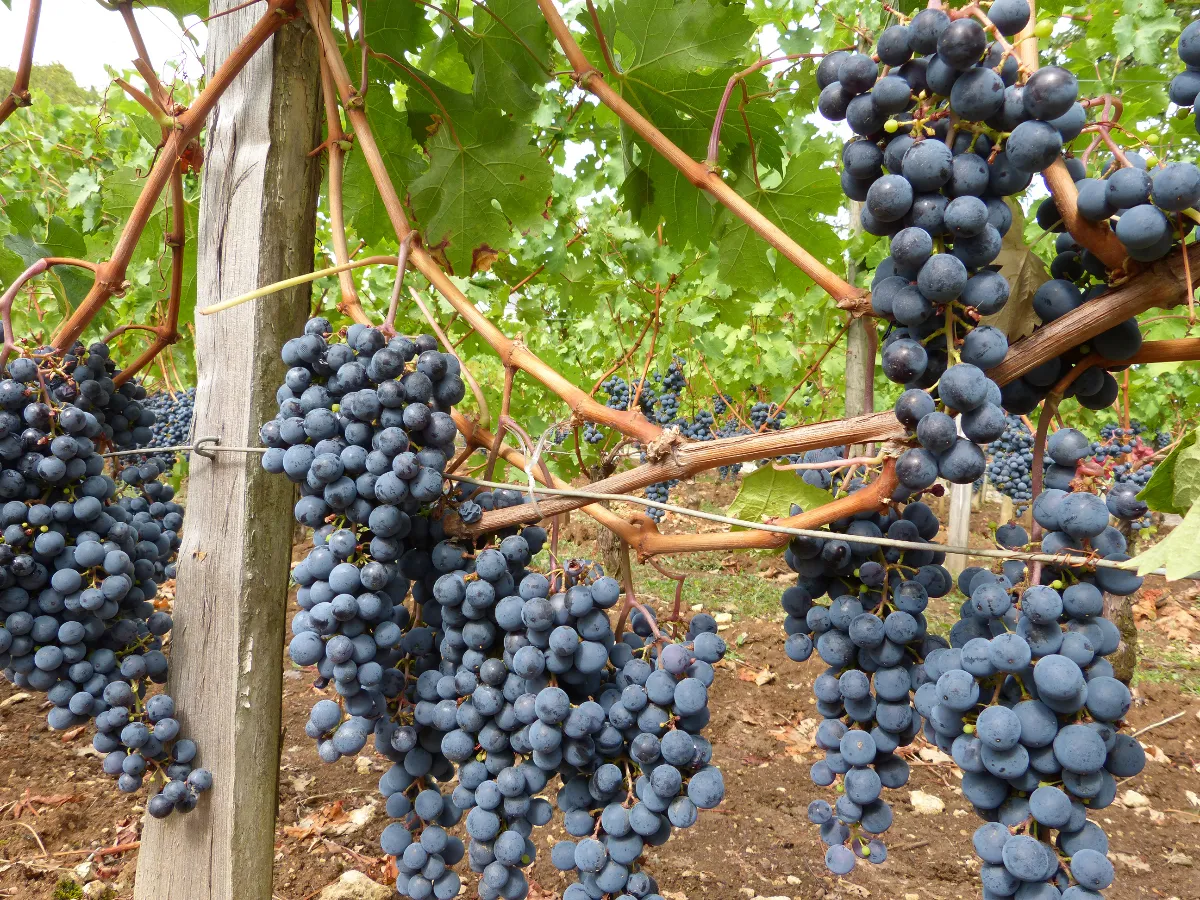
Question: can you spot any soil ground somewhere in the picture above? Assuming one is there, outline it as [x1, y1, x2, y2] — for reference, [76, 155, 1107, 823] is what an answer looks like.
[2, 489, 1200, 900]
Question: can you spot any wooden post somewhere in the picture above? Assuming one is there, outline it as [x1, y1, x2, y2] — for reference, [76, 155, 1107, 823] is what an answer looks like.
[946, 481, 973, 578]
[1000, 494, 1014, 524]
[845, 200, 876, 457]
[945, 420, 972, 578]
[133, 5, 322, 900]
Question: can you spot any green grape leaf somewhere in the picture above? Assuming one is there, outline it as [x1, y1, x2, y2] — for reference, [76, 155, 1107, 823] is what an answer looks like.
[455, 0, 550, 114]
[1132, 499, 1200, 580]
[1113, 0, 1179, 66]
[408, 124, 553, 275]
[715, 150, 842, 294]
[342, 106, 426, 246]
[359, 0, 434, 62]
[3, 216, 91, 306]
[143, 0, 206, 21]
[584, 0, 784, 166]
[728, 463, 832, 527]
[1138, 429, 1198, 514]
[606, 0, 756, 75]
[1173, 433, 1200, 511]
[65, 169, 101, 209]
[624, 154, 715, 249]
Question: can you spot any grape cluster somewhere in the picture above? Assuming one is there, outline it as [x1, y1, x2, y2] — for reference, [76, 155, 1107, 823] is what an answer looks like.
[984, 415, 1043, 512]
[779, 489, 955, 873]
[599, 376, 631, 413]
[922, 483, 1146, 898]
[822, 5, 1059, 493]
[263, 318, 726, 899]
[812, 11, 1159, 891]
[1075, 152, 1198, 264]
[679, 409, 715, 442]
[0, 343, 207, 817]
[749, 401, 786, 431]
[643, 480, 678, 523]
[142, 387, 196, 465]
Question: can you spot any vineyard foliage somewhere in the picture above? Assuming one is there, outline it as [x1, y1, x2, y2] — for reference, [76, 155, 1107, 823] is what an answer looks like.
[1, 0, 1199, 470]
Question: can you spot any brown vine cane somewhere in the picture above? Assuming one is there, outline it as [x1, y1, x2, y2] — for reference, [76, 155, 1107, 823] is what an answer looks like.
[0, 0, 41, 128]
[49, 0, 302, 353]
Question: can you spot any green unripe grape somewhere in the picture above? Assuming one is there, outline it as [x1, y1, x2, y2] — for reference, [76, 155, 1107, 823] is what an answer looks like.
[1034, 19, 1054, 38]
[884, 119, 900, 134]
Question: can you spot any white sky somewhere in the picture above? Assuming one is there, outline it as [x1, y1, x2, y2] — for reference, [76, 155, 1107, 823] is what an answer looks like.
[0, 0, 206, 88]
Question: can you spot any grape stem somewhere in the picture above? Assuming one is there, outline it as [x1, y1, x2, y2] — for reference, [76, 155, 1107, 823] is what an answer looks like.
[317, 36, 367, 324]
[772, 454, 884, 472]
[1027, 392, 1062, 585]
[0, 0, 41, 128]
[381, 232, 418, 335]
[647, 557, 688, 623]
[536, 0, 868, 310]
[484, 366, 518, 482]
[113, 168, 188, 386]
[50, 0, 301, 351]
[706, 52, 833, 171]
[613, 540, 661, 640]
[0, 257, 100, 370]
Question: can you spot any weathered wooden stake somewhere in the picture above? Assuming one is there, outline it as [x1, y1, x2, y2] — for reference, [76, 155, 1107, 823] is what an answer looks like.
[945, 421, 973, 577]
[845, 199, 876, 458]
[134, 5, 321, 899]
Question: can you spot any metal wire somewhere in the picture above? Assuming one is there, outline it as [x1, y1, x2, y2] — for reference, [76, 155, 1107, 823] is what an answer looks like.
[100, 436, 269, 461]
[446, 474, 1181, 578]
[94, 441, 1183, 578]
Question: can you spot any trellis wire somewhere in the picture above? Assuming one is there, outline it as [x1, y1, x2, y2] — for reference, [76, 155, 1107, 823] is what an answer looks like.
[446, 474, 1183, 578]
[98, 440, 1184, 578]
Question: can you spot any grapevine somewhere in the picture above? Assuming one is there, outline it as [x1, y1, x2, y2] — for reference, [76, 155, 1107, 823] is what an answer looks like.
[0, 0, 1198, 898]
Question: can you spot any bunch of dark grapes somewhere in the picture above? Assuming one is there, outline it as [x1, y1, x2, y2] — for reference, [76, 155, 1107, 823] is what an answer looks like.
[600, 376, 630, 412]
[749, 401, 786, 431]
[812, 7, 1162, 892]
[0, 344, 206, 818]
[264, 318, 727, 899]
[984, 415, 1043, 513]
[924, 484, 1147, 899]
[141, 387, 196, 465]
[778, 489, 954, 873]
[680, 409, 715, 442]
[644, 479, 679, 523]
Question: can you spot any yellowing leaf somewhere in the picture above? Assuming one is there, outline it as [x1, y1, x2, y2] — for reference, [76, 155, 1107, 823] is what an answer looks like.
[983, 200, 1047, 340]
[1132, 499, 1200, 580]
[728, 464, 831, 528]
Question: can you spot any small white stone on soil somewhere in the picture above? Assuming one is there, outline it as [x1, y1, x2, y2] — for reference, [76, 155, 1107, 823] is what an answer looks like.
[1118, 790, 1150, 809]
[316, 870, 393, 900]
[910, 790, 945, 815]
